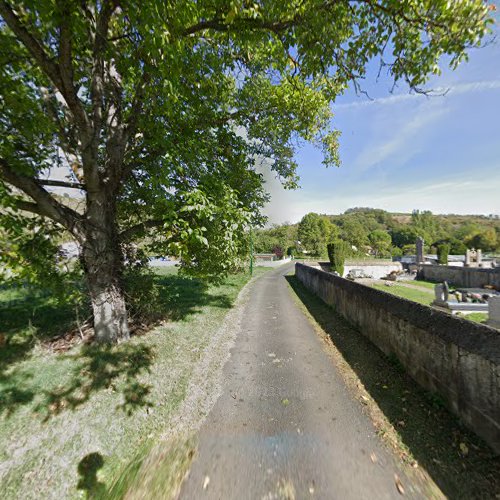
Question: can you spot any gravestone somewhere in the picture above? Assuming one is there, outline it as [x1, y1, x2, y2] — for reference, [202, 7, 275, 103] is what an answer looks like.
[416, 237, 424, 264]
[488, 296, 500, 329]
[465, 248, 482, 267]
[434, 282, 449, 305]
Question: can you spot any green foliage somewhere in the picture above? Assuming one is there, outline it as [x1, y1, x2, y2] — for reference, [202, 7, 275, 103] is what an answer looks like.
[254, 224, 298, 255]
[448, 238, 468, 255]
[391, 226, 420, 248]
[164, 188, 252, 282]
[0, 210, 84, 307]
[437, 244, 450, 265]
[391, 246, 403, 258]
[465, 228, 498, 252]
[327, 240, 350, 276]
[368, 230, 392, 258]
[0, 0, 493, 288]
[298, 213, 338, 256]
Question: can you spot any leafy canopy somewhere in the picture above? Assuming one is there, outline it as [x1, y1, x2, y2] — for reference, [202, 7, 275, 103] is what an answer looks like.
[0, 0, 494, 281]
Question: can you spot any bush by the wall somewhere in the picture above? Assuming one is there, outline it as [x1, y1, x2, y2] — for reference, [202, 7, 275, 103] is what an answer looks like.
[437, 243, 450, 265]
[327, 240, 350, 275]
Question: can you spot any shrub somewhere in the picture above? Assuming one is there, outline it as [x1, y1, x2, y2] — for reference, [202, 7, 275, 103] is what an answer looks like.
[391, 246, 403, 258]
[327, 240, 350, 276]
[437, 243, 450, 265]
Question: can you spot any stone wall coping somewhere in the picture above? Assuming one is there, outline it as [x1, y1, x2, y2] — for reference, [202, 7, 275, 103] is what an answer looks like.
[296, 263, 500, 364]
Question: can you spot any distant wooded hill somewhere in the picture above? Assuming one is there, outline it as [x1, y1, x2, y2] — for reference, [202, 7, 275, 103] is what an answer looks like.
[254, 208, 500, 258]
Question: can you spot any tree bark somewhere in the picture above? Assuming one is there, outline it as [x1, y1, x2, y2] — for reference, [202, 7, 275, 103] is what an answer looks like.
[80, 194, 130, 343]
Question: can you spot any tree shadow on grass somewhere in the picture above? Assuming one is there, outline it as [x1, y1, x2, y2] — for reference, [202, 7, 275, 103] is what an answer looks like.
[0, 341, 153, 419]
[77, 452, 106, 499]
[0, 271, 235, 418]
[35, 343, 154, 420]
[286, 275, 500, 498]
[0, 293, 86, 416]
[153, 273, 234, 321]
[0, 291, 88, 370]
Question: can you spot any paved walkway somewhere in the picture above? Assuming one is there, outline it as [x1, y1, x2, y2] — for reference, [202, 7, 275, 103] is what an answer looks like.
[180, 264, 428, 499]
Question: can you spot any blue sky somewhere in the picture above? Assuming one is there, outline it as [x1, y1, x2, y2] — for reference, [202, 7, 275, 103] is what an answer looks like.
[263, 5, 500, 224]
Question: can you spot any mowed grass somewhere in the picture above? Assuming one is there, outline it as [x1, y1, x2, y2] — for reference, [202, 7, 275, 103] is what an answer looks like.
[369, 282, 493, 327]
[412, 279, 438, 290]
[370, 283, 434, 306]
[456, 312, 488, 324]
[0, 266, 267, 499]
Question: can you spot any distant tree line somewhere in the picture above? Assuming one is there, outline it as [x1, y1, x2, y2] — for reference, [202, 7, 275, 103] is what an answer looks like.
[253, 208, 500, 259]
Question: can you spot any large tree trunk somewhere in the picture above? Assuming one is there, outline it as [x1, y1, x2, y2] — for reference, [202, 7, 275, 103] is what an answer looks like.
[80, 194, 130, 343]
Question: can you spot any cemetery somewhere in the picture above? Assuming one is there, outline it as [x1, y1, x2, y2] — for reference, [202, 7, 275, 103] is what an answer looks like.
[296, 262, 500, 453]
[1, 1, 499, 497]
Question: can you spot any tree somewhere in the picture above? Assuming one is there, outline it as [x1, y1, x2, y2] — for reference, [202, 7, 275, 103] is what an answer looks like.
[0, 1, 492, 342]
[437, 243, 450, 265]
[253, 223, 298, 254]
[368, 230, 392, 258]
[466, 228, 498, 252]
[391, 226, 420, 248]
[298, 213, 337, 256]
[327, 240, 350, 276]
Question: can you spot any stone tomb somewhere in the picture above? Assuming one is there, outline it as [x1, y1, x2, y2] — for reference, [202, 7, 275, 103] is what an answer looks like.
[432, 282, 489, 314]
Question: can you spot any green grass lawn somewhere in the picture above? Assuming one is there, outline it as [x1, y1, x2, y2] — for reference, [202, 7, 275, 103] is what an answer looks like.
[456, 312, 488, 324]
[412, 280, 437, 291]
[371, 283, 434, 306]
[0, 267, 267, 499]
[370, 282, 492, 327]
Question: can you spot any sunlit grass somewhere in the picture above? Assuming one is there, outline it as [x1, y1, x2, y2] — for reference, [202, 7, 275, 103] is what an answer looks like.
[371, 283, 434, 306]
[0, 267, 267, 499]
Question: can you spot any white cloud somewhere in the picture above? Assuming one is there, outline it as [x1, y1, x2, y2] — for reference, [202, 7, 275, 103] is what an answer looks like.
[335, 80, 500, 110]
[352, 99, 449, 171]
[264, 170, 500, 224]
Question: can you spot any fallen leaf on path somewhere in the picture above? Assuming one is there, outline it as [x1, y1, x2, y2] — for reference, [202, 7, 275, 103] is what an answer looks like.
[203, 476, 210, 490]
[394, 474, 405, 495]
[370, 452, 378, 463]
[459, 442, 469, 456]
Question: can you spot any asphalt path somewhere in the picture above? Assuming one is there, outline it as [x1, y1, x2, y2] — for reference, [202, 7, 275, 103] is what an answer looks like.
[180, 263, 428, 499]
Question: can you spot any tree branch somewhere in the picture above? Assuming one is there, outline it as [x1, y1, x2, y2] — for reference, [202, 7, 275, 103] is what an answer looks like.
[91, 1, 117, 137]
[119, 219, 165, 241]
[182, 16, 297, 37]
[57, 0, 76, 105]
[0, 158, 83, 236]
[0, 1, 91, 136]
[36, 179, 86, 190]
[12, 200, 46, 217]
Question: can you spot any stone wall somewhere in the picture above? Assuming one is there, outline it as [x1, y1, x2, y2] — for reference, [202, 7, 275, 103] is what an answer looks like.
[418, 264, 500, 288]
[256, 257, 292, 268]
[295, 263, 500, 452]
